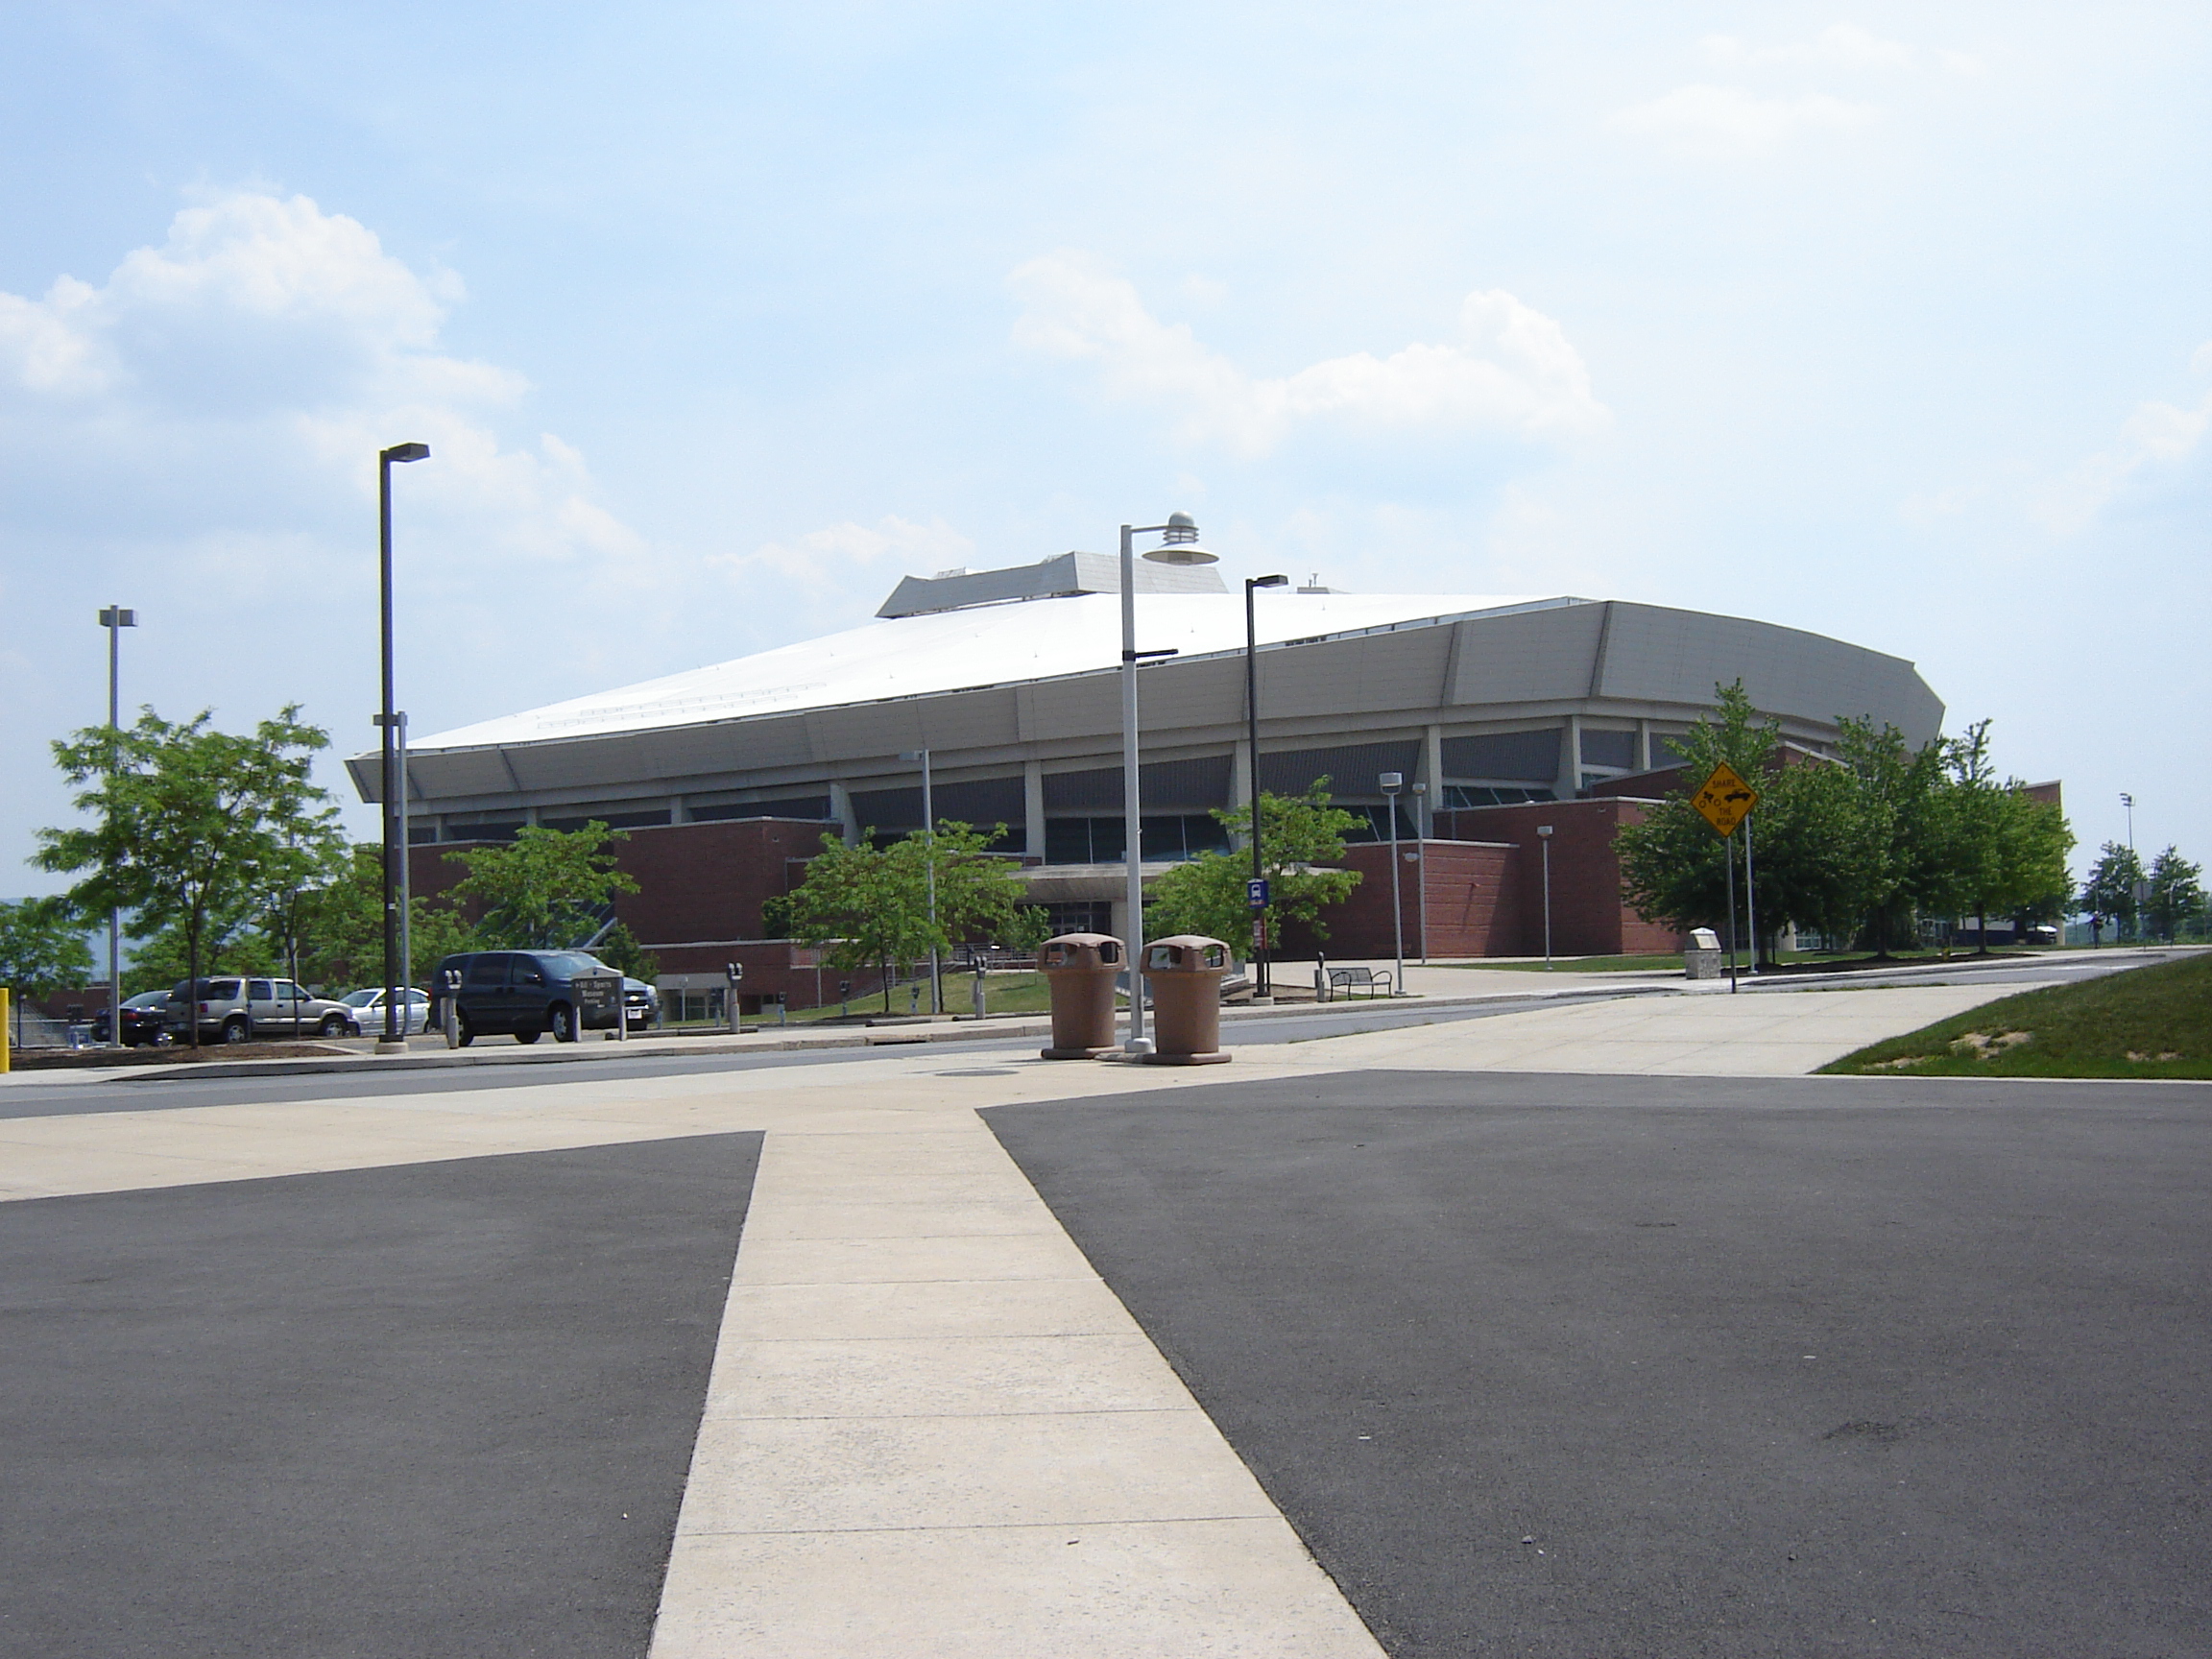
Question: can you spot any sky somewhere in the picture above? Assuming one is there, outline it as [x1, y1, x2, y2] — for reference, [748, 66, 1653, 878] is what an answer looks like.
[2, 1, 2205, 895]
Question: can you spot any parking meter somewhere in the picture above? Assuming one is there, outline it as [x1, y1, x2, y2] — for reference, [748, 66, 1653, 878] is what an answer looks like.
[972, 953, 988, 1020]
[441, 968, 463, 1048]
[726, 960, 744, 1034]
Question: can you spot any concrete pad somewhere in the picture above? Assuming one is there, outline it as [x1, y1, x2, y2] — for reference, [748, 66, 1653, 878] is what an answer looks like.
[650, 1518, 1384, 1659]
[675, 1409, 1275, 1533]
[731, 1230, 1104, 1286]
[725, 1276, 1131, 1339]
[707, 1333, 1193, 1418]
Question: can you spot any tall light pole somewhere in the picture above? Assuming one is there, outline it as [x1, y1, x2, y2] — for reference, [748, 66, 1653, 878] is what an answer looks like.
[375, 441, 430, 1053]
[1381, 772, 1406, 994]
[2121, 792, 2134, 855]
[1536, 824, 1554, 969]
[1411, 781, 1428, 964]
[397, 710, 413, 1017]
[97, 606, 136, 1029]
[903, 748, 940, 1014]
[1118, 513, 1214, 1054]
[1243, 573, 1286, 996]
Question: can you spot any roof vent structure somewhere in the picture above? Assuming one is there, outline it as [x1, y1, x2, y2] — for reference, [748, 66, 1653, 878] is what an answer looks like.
[878, 552, 1227, 618]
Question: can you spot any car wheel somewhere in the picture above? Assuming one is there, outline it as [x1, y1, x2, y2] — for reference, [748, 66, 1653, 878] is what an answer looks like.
[551, 1003, 577, 1044]
[514, 1026, 541, 1045]
[319, 1014, 347, 1037]
[222, 1019, 250, 1045]
[454, 1011, 474, 1047]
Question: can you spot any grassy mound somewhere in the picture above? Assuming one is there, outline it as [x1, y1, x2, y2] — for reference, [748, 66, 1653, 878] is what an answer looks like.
[1821, 952, 2212, 1079]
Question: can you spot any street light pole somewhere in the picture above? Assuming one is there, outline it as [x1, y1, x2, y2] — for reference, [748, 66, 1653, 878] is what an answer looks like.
[1411, 781, 1428, 964]
[1536, 824, 1554, 970]
[904, 748, 939, 1014]
[1118, 513, 1214, 1054]
[1243, 573, 1286, 996]
[1382, 772, 1405, 995]
[375, 441, 430, 1054]
[397, 710, 413, 1018]
[97, 606, 136, 1029]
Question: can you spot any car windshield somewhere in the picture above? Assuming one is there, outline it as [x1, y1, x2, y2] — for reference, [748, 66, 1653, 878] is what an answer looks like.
[127, 992, 169, 1008]
[539, 953, 608, 977]
[339, 990, 377, 1007]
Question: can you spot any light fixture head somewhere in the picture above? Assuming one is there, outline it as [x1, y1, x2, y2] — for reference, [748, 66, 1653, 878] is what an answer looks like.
[1537, 824, 1554, 838]
[1143, 511, 1216, 565]
[98, 607, 137, 628]
[1380, 771, 1404, 792]
[1249, 573, 1288, 589]
[383, 441, 431, 464]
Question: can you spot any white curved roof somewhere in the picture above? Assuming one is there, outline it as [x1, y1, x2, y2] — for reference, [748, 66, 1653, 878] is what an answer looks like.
[415, 590, 1573, 752]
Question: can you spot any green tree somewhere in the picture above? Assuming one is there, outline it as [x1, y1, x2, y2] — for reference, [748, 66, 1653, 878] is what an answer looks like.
[1934, 722, 2075, 950]
[2080, 843, 2146, 942]
[34, 706, 346, 1046]
[2143, 847, 2204, 942]
[295, 843, 476, 989]
[125, 922, 280, 995]
[1143, 784, 1364, 952]
[442, 822, 640, 950]
[1617, 685, 1863, 959]
[0, 899, 96, 1042]
[587, 920, 660, 982]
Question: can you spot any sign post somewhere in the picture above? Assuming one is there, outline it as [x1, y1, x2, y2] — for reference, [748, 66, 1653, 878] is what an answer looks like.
[1691, 761, 1762, 994]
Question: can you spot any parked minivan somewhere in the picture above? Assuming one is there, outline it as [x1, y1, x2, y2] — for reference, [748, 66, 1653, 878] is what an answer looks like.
[428, 950, 637, 1046]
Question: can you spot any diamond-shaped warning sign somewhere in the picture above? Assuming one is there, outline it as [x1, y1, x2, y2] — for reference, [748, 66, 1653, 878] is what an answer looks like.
[1691, 760, 1760, 838]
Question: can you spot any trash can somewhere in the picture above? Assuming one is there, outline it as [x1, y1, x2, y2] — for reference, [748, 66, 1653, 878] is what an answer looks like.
[1142, 934, 1233, 1066]
[1684, 926, 1724, 980]
[1039, 933, 1125, 1059]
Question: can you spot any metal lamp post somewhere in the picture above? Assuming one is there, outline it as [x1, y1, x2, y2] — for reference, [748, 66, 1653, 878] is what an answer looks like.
[902, 748, 940, 1014]
[1118, 513, 1214, 1054]
[375, 441, 430, 1053]
[1411, 781, 1428, 964]
[1381, 772, 1406, 994]
[97, 606, 136, 1032]
[1536, 824, 1554, 969]
[1243, 573, 1287, 995]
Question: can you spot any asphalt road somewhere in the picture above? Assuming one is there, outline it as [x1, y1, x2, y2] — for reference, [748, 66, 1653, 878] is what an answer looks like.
[986, 1071, 2212, 1658]
[0, 1132, 760, 1659]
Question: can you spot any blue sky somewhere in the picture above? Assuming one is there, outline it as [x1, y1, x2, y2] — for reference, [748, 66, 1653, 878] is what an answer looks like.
[3, 2, 2205, 891]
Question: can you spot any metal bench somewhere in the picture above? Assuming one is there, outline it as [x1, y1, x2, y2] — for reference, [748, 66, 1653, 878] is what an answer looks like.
[1321, 965, 1394, 1000]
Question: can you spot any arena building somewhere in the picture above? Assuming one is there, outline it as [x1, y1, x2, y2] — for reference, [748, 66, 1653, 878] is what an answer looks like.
[353, 551, 1944, 1009]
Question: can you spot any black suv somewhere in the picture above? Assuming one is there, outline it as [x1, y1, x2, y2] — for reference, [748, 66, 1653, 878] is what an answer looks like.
[428, 950, 632, 1046]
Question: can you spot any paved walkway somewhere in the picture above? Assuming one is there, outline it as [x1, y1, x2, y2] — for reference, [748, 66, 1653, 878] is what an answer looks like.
[0, 977, 2055, 1653]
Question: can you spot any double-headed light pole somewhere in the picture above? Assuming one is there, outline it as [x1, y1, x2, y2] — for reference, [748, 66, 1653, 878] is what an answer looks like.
[376, 441, 430, 1052]
[1118, 513, 1214, 1055]
[1243, 573, 1287, 995]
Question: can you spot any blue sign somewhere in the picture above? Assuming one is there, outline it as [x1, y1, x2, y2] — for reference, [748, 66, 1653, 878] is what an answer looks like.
[1247, 878, 1270, 907]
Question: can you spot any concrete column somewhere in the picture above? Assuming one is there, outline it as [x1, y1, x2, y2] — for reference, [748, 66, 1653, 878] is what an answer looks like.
[1558, 716, 1581, 801]
[1636, 719, 1652, 773]
[1418, 724, 1443, 837]
[1022, 760, 1046, 859]
[1230, 739, 1254, 845]
[828, 781, 859, 846]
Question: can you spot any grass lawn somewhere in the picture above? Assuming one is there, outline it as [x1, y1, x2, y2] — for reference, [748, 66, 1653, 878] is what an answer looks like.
[1820, 952, 2212, 1079]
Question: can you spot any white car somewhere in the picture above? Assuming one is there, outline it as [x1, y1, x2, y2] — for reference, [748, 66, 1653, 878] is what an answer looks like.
[339, 986, 432, 1035]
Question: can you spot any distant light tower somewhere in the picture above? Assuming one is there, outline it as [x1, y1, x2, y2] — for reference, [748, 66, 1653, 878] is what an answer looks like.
[903, 748, 940, 1014]
[97, 606, 136, 1025]
[376, 441, 430, 1053]
[1243, 572, 1287, 995]
[2121, 791, 2135, 854]
[1381, 772, 1406, 994]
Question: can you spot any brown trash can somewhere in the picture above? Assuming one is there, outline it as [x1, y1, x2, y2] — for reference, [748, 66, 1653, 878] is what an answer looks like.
[1039, 933, 1125, 1059]
[1141, 934, 1233, 1066]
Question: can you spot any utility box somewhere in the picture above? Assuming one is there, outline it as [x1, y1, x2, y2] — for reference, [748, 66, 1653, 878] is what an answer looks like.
[1039, 933, 1125, 1059]
[1142, 935, 1233, 1066]
[1685, 927, 1724, 980]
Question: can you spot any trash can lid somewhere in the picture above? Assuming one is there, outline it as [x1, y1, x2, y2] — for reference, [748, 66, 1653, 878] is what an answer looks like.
[1143, 935, 1230, 971]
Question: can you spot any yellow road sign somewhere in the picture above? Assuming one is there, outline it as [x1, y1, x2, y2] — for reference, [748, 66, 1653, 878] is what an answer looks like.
[1692, 760, 1760, 837]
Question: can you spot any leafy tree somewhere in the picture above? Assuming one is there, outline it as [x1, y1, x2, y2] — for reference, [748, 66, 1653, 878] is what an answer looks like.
[2080, 843, 2146, 942]
[783, 821, 1030, 1010]
[442, 822, 640, 950]
[1827, 714, 1951, 954]
[1617, 685, 1863, 959]
[295, 843, 476, 989]
[125, 922, 280, 994]
[587, 920, 660, 982]
[1935, 722, 2075, 950]
[1143, 784, 1364, 952]
[2143, 847, 2204, 942]
[35, 706, 346, 1046]
[759, 892, 795, 939]
[1003, 904, 1055, 954]
[0, 900, 96, 1036]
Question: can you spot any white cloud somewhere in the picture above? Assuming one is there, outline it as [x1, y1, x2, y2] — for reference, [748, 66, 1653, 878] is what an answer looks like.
[709, 515, 975, 608]
[1608, 84, 1878, 156]
[0, 191, 635, 568]
[2035, 345, 2212, 533]
[1008, 253, 1608, 458]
